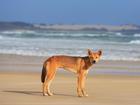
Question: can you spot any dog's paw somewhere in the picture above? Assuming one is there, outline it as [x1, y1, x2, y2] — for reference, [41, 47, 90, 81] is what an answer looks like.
[43, 93, 48, 96]
[48, 92, 53, 96]
[84, 94, 88, 97]
[78, 94, 83, 97]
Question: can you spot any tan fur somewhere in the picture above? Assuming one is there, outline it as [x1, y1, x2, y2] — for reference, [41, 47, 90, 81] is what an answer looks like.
[41, 49, 102, 97]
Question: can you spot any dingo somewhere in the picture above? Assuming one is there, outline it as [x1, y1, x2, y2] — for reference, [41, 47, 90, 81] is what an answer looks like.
[41, 49, 102, 97]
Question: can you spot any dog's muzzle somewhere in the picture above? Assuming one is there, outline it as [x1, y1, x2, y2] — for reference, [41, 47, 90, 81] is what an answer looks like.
[92, 60, 96, 64]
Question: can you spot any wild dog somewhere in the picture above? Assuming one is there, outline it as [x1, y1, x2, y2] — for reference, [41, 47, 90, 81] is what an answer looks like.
[41, 49, 102, 97]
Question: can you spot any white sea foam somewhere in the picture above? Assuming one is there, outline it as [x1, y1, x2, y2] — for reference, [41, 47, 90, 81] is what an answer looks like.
[1, 30, 36, 35]
[102, 55, 140, 61]
[1, 30, 22, 34]
[0, 49, 45, 56]
[134, 33, 140, 37]
[129, 40, 140, 44]
[115, 32, 123, 36]
[0, 35, 3, 39]
[0, 30, 140, 61]
[86, 33, 108, 37]
[0, 30, 125, 38]
[0, 47, 140, 61]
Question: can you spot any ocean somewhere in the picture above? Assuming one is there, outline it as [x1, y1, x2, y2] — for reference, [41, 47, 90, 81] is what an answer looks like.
[0, 30, 140, 61]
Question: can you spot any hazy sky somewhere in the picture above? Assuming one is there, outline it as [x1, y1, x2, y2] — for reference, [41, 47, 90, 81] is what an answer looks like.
[0, 0, 140, 25]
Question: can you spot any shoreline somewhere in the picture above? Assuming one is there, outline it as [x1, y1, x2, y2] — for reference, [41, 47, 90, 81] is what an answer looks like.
[0, 53, 140, 76]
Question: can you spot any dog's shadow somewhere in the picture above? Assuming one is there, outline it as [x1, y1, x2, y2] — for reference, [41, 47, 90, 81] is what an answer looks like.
[3, 90, 42, 96]
[3, 90, 76, 97]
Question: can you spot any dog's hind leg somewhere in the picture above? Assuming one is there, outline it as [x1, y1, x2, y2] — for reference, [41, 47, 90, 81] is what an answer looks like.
[42, 62, 56, 96]
[46, 73, 56, 96]
[42, 63, 48, 96]
[43, 76, 48, 96]
[45, 66, 56, 96]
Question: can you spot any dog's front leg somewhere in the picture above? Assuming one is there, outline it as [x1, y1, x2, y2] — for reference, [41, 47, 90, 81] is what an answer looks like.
[81, 71, 88, 97]
[77, 70, 88, 97]
[77, 73, 83, 97]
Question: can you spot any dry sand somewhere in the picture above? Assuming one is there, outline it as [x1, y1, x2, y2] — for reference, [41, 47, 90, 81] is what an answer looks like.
[0, 54, 140, 105]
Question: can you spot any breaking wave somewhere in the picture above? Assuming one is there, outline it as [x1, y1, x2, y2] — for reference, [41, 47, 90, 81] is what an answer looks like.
[134, 33, 140, 37]
[0, 30, 126, 39]
[0, 30, 140, 61]
[129, 40, 140, 44]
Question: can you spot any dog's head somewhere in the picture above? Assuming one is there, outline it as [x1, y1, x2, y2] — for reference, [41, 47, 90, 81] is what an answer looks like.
[87, 49, 102, 64]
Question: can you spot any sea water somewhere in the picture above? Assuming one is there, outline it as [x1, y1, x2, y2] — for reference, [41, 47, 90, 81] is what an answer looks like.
[0, 30, 140, 61]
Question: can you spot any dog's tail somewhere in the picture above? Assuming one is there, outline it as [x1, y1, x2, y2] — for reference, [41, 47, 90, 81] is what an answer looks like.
[41, 63, 47, 83]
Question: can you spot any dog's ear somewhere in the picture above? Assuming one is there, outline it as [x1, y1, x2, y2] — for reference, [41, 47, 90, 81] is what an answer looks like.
[98, 50, 102, 56]
[88, 49, 92, 55]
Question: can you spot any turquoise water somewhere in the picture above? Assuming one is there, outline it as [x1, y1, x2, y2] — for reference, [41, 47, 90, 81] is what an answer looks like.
[0, 30, 140, 61]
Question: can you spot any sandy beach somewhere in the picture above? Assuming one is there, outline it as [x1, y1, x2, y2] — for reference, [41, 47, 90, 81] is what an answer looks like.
[0, 54, 140, 105]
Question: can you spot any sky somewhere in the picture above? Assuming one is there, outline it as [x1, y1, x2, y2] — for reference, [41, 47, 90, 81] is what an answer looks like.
[0, 0, 140, 25]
